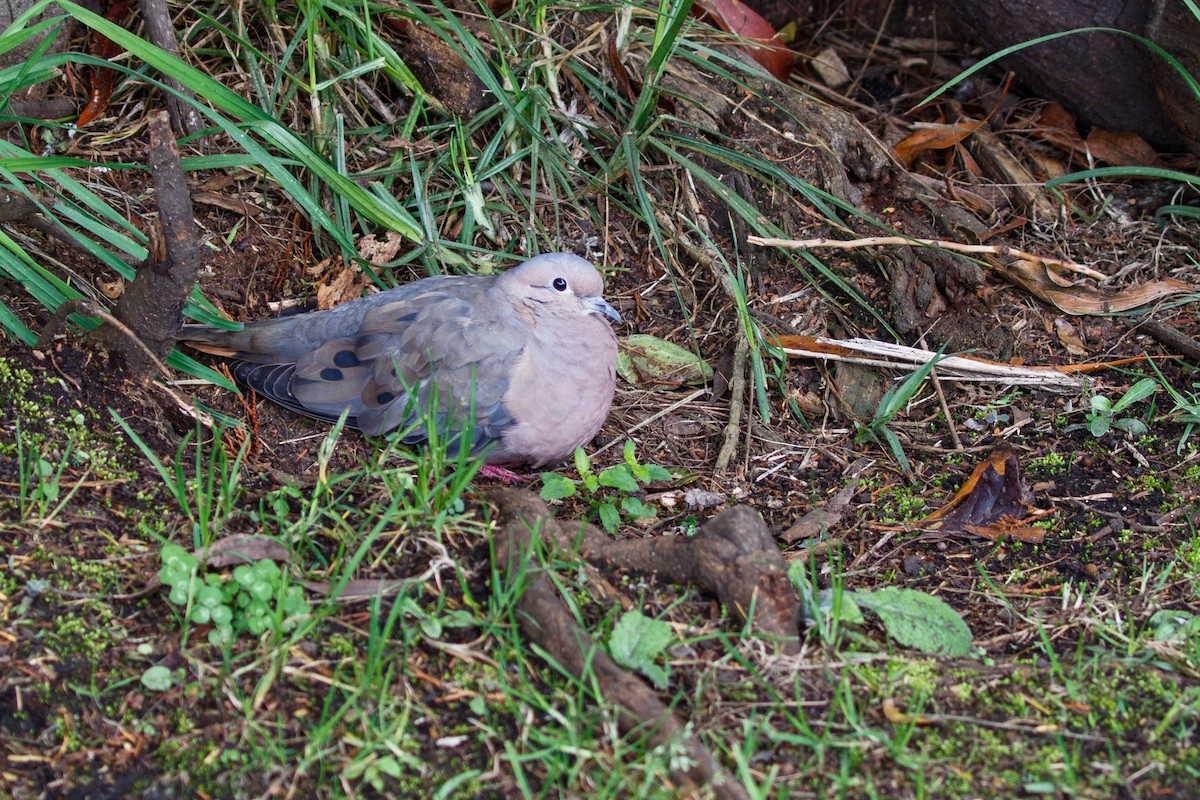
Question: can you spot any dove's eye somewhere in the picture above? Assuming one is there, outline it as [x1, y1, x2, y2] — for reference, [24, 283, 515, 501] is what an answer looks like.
[552, 277, 568, 292]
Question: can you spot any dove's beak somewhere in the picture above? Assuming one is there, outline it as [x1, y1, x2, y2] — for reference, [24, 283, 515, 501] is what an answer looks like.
[586, 297, 623, 325]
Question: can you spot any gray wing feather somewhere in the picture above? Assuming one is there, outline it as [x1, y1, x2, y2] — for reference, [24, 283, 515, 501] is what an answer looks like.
[185, 276, 527, 455]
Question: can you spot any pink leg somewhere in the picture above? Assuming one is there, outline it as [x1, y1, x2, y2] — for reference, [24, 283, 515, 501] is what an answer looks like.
[477, 464, 530, 484]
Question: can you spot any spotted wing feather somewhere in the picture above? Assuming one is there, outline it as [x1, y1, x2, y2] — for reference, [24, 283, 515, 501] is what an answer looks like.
[184, 277, 527, 457]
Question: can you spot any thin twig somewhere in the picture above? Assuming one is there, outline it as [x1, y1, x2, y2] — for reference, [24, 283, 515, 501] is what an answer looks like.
[591, 389, 708, 458]
[748, 234, 1108, 281]
[715, 334, 747, 476]
[775, 334, 1087, 391]
[931, 368, 963, 451]
[651, 207, 754, 476]
[37, 299, 170, 376]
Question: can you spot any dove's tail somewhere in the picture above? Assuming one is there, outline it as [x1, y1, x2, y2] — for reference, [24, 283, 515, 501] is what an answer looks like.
[179, 325, 240, 358]
[180, 317, 315, 364]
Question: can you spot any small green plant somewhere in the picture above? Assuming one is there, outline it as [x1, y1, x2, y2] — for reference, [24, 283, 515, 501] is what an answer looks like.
[789, 561, 974, 657]
[607, 609, 675, 689]
[112, 414, 250, 549]
[1029, 451, 1068, 473]
[1084, 377, 1158, 437]
[14, 421, 87, 525]
[1147, 359, 1200, 452]
[539, 440, 673, 532]
[854, 349, 947, 476]
[158, 542, 306, 648]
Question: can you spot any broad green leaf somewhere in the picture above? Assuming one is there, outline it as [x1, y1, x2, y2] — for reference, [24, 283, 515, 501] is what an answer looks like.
[1111, 377, 1158, 414]
[852, 587, 973, 657]
[620, 496, 657, 520]
[539, 473, 577, 501]
[818, 588, 864, 626]
[573, 447, 591, 476]
[1149, 609, 1200, 642]
[617, 333, 714, 387]
[598, 464, 639, 493]
[643, 464, 673, 482]
[597, 502, 620, 533]
[608, 609, 674, 689]
[1112, 418, 1148, 436]
[140, 665, 175, 692]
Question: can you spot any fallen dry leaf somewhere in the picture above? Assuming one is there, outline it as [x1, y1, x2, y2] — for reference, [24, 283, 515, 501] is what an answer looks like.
[191, 191, 259, 217]
[198, 534, 291, 568]
[893, 121, 983, 167]
[1029, 103, 1161, 166]
[76, 0, 132, 127]
[300, 578, 413, 599]
[883, 697, 935, 726]
[357, 231, 406, 264]
[1054, 317, 1088, 356]
[1083, 129, 1162, 167]
[1030, 101, 1082, 154]
[922, 446, 1047, 543]
[316, 262, 371, 310]
[998, 260, 1193, 315]
[810, 46, 851, 88]
[781, 458, 868, 544]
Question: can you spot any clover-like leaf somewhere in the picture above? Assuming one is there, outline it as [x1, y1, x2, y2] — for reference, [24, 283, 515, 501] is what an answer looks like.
[141, 665, 174, 692]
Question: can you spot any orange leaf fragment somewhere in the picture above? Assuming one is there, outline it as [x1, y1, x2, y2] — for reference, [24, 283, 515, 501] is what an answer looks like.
[1083, 128, 1162, 167]
[882, 697, 935, 726]
[893, 121, 983, 167]
[76, 0, 131, 128]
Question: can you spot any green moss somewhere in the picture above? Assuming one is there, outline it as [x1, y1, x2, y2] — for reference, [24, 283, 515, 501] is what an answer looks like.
[51, 611, 123, 662]
[1, 356, 134, 494]
[0, 358, 38, 425]
[874, 485, 930, 524]
[325, 633, 356, 658]
[1029, 451, 1067, 474]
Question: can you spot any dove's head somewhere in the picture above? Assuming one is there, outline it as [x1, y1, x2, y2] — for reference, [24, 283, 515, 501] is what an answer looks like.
[499, 253, 622, 324]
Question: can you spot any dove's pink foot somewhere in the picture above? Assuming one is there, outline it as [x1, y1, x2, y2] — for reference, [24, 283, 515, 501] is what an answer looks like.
[477, 464, 530, 484]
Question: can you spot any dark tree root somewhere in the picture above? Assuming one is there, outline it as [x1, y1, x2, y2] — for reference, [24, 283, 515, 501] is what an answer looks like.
[1127, 317, 1200, 364]
[578, 507, 803, 657]
[488, 489, 804, 799]
[139, 0, 207, 138]
[38, 110, 201, 383]
[95, 110, 201, 380]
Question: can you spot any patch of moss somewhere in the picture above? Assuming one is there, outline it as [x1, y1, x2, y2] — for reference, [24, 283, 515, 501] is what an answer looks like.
[0, 357, 38, 422]
[873, 485, 930, 525]
[853, 652, 1200, 794]
[58, 553, 127, 592]
[51, 611, 123, 662]
[1029, 451, 1067, 474]
[0, 356, 135, 491]
[324, 632, 356, 658]
[154, 738, 228, 795]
